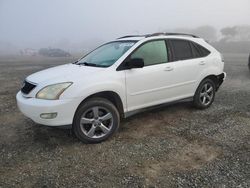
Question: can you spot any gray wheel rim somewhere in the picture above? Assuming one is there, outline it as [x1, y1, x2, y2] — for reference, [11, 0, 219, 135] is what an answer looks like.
[199, 83, 214, 106]
[80, 106, 113, 139]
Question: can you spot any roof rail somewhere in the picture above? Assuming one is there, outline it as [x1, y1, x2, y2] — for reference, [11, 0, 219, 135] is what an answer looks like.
[117, 35, 145, 39]
[146, 32, 199, 38]
[165, 33, 199, 38]
[117, 33, 200, 39]
[145, 32, 165, 37]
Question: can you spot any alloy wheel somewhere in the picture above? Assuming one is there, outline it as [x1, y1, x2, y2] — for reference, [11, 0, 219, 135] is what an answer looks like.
[80, 106, 113, 139]
[199, 83, 214, 106]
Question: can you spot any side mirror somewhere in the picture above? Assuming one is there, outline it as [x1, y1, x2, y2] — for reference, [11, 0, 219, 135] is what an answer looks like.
[126, 58, 144, 69]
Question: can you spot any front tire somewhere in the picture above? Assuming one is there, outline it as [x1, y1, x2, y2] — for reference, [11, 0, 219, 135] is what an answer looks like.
[73, 98, 120, 143]
[193, 78, 216, 109]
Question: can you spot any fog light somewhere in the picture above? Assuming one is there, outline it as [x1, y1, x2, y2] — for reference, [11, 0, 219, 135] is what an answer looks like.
[40, 113, 57, 119]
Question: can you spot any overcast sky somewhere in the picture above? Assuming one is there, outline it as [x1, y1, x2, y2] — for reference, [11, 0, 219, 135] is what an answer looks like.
[0, 0, 249, 48]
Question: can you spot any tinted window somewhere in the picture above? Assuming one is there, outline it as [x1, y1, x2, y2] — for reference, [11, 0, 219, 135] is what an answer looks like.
[190, 42, 210, 58]
[191, 42, 211, 58]
[170, 40, 193, 61]
[131, 40, 168, 66]
[190, 42, 202, 58]
[196, 43, 210, 57]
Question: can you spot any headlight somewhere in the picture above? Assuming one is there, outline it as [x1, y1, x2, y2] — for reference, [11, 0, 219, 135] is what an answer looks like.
[36, 82, 73, 100]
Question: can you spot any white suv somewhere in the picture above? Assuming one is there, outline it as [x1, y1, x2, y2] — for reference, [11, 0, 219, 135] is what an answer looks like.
[17, 33, 226, 143]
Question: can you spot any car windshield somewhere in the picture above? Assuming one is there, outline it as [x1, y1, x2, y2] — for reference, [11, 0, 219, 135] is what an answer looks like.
[76, 41, 136, 67]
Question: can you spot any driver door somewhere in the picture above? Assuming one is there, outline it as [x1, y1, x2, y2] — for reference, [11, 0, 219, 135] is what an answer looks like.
[125, 40, 176, 111]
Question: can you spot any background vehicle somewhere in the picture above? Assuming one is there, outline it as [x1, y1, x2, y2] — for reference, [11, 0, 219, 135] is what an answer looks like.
[38, 48, 71, 57]
[17, 33, 226, 143]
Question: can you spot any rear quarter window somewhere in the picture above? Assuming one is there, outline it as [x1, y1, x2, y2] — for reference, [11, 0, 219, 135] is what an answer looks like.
[192, 42, 211, 57]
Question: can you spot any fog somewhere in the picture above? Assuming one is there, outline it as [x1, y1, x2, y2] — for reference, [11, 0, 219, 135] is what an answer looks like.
[0, 0, 250, 54]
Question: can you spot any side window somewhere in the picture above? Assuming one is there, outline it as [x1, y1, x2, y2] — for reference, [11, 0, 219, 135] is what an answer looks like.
[130, 40, 168, 66]
[190, 42, 211, 59]
[170, 39, 193, 61]
[190, 42, 202, 58]
[195, 43, 211, 57]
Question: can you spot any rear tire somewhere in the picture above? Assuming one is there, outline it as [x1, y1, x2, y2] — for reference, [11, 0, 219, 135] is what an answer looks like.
[193, 78, 216, 109]
[73, 98, 120, 144]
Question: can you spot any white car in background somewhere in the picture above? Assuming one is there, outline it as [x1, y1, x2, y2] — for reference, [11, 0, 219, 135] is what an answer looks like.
[17, 33, 226, 143]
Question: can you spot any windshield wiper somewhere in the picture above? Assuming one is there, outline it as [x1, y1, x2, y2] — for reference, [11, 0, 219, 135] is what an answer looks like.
[78, 62, 107, 67]
[78, 62, 98, 66]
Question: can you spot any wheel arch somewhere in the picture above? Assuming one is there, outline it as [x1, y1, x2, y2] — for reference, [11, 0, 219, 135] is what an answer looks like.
[204, 74, 218, 84]
[75, 91, 125, 118]
[197, 73, 225, 92]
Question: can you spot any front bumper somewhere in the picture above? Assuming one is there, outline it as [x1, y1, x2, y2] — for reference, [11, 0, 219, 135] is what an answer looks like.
[16, 91, 81, 126]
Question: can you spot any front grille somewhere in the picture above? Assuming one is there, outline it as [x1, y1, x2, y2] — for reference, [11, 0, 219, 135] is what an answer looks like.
[21, 80, 36, 95]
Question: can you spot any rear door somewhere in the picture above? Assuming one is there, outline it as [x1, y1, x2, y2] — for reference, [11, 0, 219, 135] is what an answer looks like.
[167, 39, 208, 95]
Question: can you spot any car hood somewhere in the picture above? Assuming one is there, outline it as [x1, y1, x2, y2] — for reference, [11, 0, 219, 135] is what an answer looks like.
[27, 63, 105, 84]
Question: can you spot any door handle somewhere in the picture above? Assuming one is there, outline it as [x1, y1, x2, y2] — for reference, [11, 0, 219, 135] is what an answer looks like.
[164, 66, 174, 71]
[199, 61, 206, 65]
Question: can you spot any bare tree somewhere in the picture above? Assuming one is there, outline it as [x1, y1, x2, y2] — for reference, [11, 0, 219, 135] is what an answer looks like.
[221, 27, 237, 37]
[221, 25, 250, 41]
[192, 26, 217, 42]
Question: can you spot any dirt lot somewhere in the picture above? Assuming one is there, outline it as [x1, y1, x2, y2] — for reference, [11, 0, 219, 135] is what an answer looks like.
[0, 54, 250, 188]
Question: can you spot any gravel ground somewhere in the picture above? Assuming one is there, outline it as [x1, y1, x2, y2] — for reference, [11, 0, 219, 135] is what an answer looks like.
[0, 54, 249, 188]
